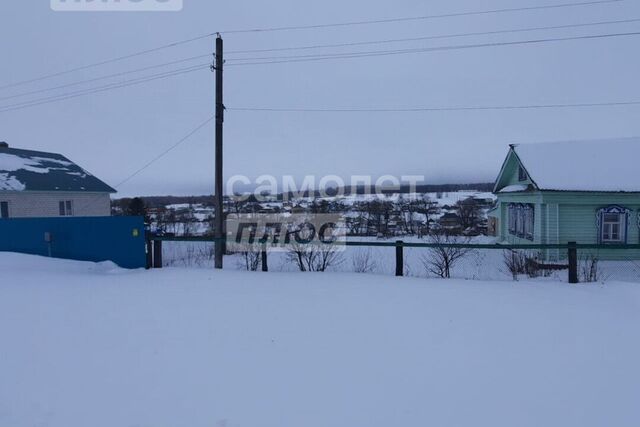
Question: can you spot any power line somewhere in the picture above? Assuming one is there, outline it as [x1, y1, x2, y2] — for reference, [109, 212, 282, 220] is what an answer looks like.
[3, 31, 637, 114]
[226, 101, 640, 112]
[0, 0, 622, 92]
[226, 17, 640, 55]
[75, 114, 215, 213]
[225, 31, 640, 66]
[0, 53, 212, 102]
[220, 0, 624, 34]
[0, 63, 210, 114]
[112, 115, 216, 189]
[0, 34, 216, 92]
[0, 63, 209, 112]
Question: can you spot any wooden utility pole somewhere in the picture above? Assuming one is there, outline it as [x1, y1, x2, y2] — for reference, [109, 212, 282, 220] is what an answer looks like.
[214, 34, 224, 269]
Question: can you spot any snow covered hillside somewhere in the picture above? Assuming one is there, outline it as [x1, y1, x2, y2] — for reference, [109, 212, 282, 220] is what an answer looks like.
[1, 253, 639, 427]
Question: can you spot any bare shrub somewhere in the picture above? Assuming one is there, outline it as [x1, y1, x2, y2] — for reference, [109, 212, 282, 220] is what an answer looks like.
[421, 232, 474, 279]
[503, 250, 546, 280]
[503, 249, 526, 280]
[226, 241, 262, 271]
[164, 243, 215, 267]
[580, 253, 601, 283]
[470, 250, 488, 280]
[238, 249, 261, 271]
[351, 248, 377, 273]
[286, 243, 344, 272]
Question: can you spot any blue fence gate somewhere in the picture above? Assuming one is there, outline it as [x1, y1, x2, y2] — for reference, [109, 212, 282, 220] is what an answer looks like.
[0, 216, 146, 269]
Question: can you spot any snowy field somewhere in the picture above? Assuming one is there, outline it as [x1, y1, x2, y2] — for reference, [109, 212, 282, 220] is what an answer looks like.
[1, 252, 640, 427]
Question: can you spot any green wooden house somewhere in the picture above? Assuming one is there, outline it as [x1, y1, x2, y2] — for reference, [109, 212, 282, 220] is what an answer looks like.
[489, 138, 640, 260]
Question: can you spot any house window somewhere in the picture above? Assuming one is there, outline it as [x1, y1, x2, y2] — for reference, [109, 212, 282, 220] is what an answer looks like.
[508, 204, 516, 234]
[59, 200, 74, 216]
[518, 165, 528, 182]
[523, 204, 534, 240]
[597, 206, 629, 244]
[0, 201, 8, 219]
[508, 203, 535, 241]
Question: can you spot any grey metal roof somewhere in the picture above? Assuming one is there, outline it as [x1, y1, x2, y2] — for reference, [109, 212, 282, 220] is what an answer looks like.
[0, 147, 116, 193]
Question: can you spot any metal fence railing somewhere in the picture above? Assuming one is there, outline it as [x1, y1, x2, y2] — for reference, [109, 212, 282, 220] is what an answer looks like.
[147, 235, 640, 284]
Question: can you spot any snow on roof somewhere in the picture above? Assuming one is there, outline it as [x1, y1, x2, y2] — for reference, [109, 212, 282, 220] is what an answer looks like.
[499, 184, 529, 193]
[513, 137, 640, 192]
[0, 147, 116, 193]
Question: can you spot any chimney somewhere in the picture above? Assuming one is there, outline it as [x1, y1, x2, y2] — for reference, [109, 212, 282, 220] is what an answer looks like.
[0, 142, 8, 148]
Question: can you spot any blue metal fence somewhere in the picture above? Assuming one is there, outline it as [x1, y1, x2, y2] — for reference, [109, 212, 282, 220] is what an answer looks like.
[0, 216, 146, 269]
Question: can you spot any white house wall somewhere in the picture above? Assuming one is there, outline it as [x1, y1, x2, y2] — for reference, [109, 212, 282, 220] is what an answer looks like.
[0, 191, 111, 218]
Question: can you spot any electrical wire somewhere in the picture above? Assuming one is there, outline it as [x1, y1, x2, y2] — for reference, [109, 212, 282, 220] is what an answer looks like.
[0, 53, 212, 102]
[74, 114, 215, 212]
[0, 0, 623, 91]
[226, 17, 640, 55]
[111, 115, 216, 189]
[0, 34, 216, 92]
[4, 30, 637, 113]
[220, 0, 624, 34]
[226, 101, 640, 113]
[7, 17, 636, 103]
[225, 31, 640, 66]
[0, 64, 210, 114]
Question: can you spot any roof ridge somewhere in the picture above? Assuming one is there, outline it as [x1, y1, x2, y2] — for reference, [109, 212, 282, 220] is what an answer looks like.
[512, 136, 640, 148]
[0, 146, 68, 159]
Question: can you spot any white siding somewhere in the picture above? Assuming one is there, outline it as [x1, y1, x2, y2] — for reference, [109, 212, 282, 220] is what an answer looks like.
[0, 191, 111, 218]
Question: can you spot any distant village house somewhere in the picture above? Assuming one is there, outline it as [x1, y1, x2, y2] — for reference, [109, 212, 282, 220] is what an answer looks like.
[0, 143, 115, 218]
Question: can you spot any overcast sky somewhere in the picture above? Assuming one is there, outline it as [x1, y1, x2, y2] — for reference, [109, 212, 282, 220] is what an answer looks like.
[1, 0, 639, 197]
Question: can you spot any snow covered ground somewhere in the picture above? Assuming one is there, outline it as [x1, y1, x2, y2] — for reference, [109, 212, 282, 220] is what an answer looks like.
[1, 252, 640, 427]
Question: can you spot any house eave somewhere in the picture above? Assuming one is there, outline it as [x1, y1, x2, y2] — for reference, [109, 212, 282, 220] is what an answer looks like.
[537, 189, 640, 194]
[0, 189, 116, 195]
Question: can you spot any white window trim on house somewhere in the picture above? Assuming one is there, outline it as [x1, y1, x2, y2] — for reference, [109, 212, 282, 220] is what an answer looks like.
[523, 204, 534, 240]
[59, 200, 74, 217]
[596, 205, 630, 244]
[507, 203, 535, 241]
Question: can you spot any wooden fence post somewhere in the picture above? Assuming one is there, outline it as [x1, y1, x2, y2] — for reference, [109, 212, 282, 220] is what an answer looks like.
[568, 241, 578, 284]
[145, 238, 153, 270]
[395, 240, 404, 277]
[153, 240, 163, 269]
[261, 246, 268, 272]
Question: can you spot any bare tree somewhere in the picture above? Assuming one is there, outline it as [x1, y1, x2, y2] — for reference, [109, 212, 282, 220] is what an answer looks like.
[359, 200, 394, 237]
[352, 248, 377, 273]
[237, 248, 261, 271]
[503, 250, 545, 280]
[456, 197, 482, 231]
[414, 196, 440, 237]
[503, 250, 526, 280]
[421, 232, 474, 278]
[286, 242, 344, 272]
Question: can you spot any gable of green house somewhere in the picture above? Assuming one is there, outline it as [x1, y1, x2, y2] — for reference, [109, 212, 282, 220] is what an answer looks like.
[493, 148, 535, 192]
